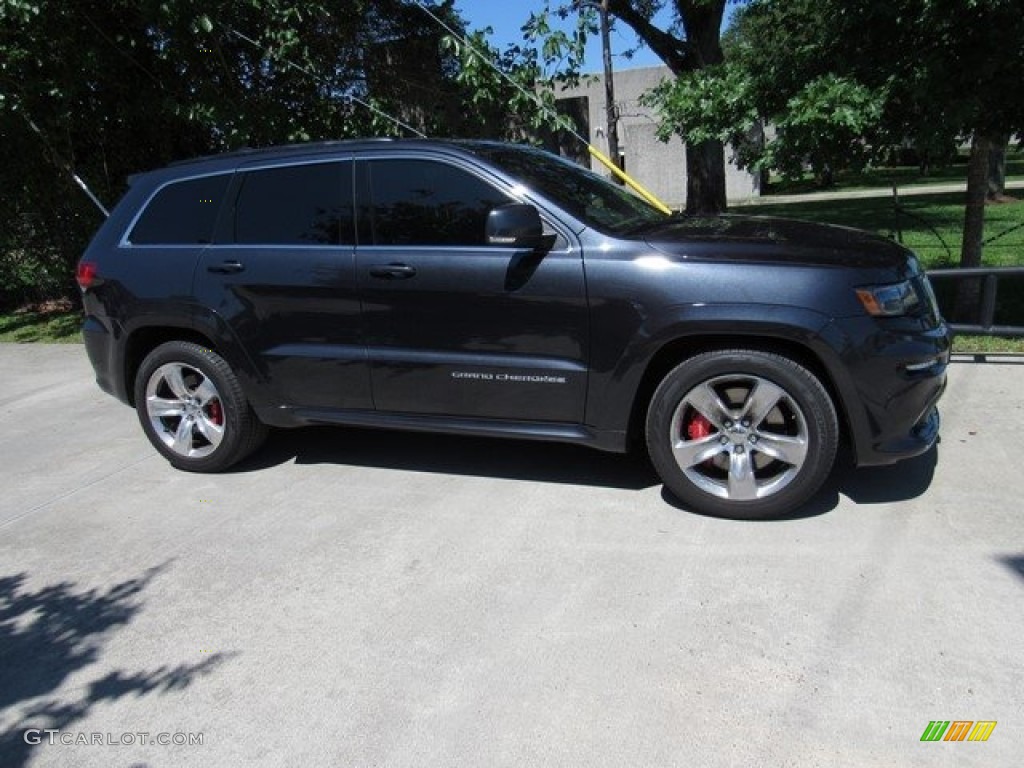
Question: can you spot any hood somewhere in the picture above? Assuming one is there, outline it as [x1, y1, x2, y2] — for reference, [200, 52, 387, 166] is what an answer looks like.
[640, 214, 915, 271]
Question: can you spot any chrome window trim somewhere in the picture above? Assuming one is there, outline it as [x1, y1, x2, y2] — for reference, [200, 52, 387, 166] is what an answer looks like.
[119, 150, 576, 254]
[119, 170, 235, 248]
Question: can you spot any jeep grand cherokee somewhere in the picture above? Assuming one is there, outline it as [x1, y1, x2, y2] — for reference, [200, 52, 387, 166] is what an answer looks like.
[77, 140, 949, 519]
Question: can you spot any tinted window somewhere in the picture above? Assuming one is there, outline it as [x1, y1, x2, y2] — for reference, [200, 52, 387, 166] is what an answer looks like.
[469, 145, 665, 236]
[129, 174, 231, 245]
[235, 161, 353, 245]
[361, 160, 511, 246]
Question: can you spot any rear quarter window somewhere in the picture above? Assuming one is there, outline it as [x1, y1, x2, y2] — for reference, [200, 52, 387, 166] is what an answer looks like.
[128, 174, 232, 245]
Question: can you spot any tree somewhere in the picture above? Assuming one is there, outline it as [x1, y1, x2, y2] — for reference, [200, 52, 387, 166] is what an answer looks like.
[833, 0, 1024, 319]
[441, 6, 593, 143]
[650, 0, 1024, 318]
[0, 0, 469, 309]
[447, 1, 733, 213]
[987, 135, 1010, 201]
[606, 1, 729, 214]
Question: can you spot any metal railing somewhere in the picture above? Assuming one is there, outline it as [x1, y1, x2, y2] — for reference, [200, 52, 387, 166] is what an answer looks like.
[926, 266, 1024, 337]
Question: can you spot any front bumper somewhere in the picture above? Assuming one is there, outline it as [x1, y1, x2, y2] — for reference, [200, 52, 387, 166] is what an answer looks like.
[836, 316, 950, 467]
[866, 402, 942, 465]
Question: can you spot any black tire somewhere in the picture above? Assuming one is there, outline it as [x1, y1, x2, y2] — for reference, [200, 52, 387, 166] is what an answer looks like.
[646, 349, 838, 519]
[134, 341, 267, 472]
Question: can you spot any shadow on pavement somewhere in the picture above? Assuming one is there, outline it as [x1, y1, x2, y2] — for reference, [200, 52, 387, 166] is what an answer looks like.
[232, 425, 661, 491]
[833, 444, 939, 505]
[0, 563, 235, 768]
[998, 555, 1024, 583]
[658, 445, 939, 521]
[233, 427, 940, 519]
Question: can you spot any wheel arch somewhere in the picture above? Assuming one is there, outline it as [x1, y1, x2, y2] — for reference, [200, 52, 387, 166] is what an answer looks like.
[626, 334, 854, 451]
[123, 325, 218, 407]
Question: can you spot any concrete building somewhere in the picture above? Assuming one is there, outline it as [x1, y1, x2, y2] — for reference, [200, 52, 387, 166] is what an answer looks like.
[551, 65, 761, 208]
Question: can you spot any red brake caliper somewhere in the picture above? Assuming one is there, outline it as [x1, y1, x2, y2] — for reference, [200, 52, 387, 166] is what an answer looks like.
[687, 411, 713, 441]
[687, 412, 716, 468]
[207, 399, 223, 426]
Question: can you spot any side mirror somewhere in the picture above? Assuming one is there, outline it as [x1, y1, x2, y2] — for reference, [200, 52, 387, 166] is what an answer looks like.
[485, 203, 545, 249]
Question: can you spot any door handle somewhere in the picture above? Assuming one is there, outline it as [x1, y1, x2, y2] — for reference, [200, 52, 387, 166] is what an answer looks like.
[207, 260, 245, 274]
[369, 263, 417, 280]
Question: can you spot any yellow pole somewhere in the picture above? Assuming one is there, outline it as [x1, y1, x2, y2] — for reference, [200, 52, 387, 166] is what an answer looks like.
[588, 145, 672, 216]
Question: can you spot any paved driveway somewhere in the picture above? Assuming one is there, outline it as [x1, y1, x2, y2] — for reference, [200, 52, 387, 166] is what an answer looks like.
[1, 344, 1021, 767]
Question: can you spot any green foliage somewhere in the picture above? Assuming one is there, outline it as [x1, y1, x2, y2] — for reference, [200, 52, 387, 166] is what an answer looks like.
[0, 0, 472, 310]
[641, 63, 756, 147]
[441, 3, 595, 141]
[764, 76, 886, 183]
[639, 0, 1024, 192]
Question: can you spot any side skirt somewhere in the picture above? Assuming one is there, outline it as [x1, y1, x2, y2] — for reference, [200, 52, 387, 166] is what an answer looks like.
[254, 405, 628, 453]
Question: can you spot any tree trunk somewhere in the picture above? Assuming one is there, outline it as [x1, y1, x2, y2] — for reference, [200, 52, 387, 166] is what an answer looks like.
[677, 1, 727, 213]
[987, 133, 1008, 200]
[607, 1, 728, 213]
[955, 132, 991, 322]
[686, 139, 727, 214]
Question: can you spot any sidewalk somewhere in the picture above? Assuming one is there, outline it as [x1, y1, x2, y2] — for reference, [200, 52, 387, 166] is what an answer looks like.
[733, 179, 1024, 207]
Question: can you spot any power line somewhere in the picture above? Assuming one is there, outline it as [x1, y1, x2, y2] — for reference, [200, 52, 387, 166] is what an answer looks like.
[414, 1, 671, 214]
[8, 100, 110, 218]
[414, 1, 590, 149]
[224, 25, 427, 139]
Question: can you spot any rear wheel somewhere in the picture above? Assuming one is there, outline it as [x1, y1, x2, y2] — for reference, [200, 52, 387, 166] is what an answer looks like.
[646, 350, 838, 519]
[134, 341, 267, 472]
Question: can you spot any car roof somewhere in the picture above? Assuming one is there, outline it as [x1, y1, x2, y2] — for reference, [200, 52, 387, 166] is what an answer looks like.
[173, 138, 524, 169]
[129, 138, 519, 186]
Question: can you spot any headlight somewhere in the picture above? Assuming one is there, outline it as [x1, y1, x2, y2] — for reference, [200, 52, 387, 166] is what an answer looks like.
[855, 280, 921, 317]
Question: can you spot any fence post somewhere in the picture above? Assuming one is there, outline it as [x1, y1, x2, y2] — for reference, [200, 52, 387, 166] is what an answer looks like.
[892, 183, 902, 243]
[980, 273, 998, 329]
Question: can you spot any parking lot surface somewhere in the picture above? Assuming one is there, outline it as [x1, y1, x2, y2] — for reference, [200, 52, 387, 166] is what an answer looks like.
[1, 343, 1021, 767]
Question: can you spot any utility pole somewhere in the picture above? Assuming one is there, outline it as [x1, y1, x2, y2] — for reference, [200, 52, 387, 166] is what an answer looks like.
[598, 0, 620, 174]
[577, 1, 621, 174]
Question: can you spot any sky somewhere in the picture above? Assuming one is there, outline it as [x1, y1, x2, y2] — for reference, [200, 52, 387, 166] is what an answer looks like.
[453, 1, 677, 75]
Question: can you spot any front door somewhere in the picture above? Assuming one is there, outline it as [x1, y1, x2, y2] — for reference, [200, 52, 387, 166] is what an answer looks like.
[354, 156, 588, 423]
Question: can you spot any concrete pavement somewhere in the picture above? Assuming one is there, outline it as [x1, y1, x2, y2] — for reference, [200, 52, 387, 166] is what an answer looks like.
[1, 343, 1021, 767]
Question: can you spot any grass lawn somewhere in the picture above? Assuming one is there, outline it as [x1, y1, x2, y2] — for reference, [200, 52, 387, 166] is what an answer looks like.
[749, 191, 1024, 268]
[749, 191, 1024, 352]
[765, 151, 1024, 196]
[0, 309, 81, 343]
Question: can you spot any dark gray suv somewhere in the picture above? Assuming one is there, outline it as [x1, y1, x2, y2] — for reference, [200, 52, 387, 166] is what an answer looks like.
[77, 139, 949, 518]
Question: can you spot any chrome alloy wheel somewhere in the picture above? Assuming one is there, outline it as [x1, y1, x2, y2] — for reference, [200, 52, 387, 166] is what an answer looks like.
[668, 374, 809, 501]
[144, 362, 226, 459]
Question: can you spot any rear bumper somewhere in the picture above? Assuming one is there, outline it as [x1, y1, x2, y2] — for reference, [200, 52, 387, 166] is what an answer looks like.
[82, 314, 130, 404]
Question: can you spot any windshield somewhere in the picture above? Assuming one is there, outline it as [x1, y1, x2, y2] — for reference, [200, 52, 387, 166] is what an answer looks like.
[468, 144, 668, 236]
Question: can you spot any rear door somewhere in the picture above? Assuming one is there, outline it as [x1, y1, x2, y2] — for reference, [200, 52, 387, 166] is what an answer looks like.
[354, 154, 588, 423]
[117, 172, 235, 329]
[194, 157, 371, 410]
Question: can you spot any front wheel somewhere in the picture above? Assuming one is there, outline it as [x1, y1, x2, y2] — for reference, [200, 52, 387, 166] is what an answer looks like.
[646, 350, 839, 519]
[134, 341, 267, 472]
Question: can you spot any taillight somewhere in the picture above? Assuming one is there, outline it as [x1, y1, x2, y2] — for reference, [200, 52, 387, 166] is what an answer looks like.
[76, 261, 98, 290]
